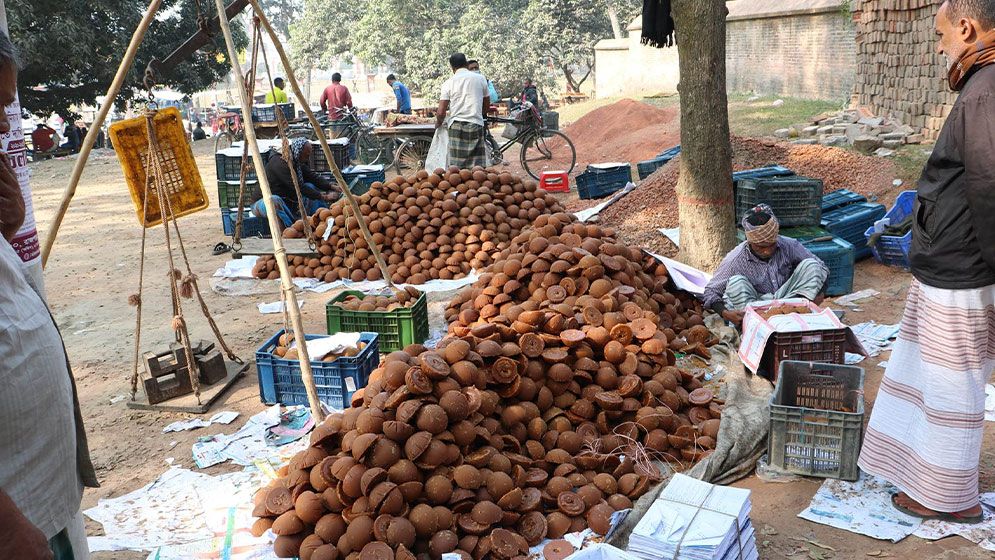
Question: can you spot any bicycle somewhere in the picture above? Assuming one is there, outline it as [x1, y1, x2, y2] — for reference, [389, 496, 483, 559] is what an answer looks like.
[484, 102, 576, 180]
[213, 111, 245, 151]
[326, 107, 394, 166]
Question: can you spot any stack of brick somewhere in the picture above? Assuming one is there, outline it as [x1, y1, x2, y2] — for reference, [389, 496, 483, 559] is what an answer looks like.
[853, 0, 957, 141]
[774, 108, 919, 154]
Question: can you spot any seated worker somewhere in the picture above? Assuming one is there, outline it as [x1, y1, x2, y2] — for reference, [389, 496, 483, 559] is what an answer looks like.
[30, 123, 59, 154]
[252, 138, 340, 228]
[702, 204, 829, 327]
[192, 121, 207, 141]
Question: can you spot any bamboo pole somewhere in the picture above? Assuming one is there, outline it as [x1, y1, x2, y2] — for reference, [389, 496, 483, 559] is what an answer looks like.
[40, 0, 163, 267]
[248, 0, 395, 289]
[212, 0, 325, 422]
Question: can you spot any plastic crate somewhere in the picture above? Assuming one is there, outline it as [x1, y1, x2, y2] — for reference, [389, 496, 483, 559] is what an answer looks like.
[637, 152, 679, 180]
[802, 237, 855, 296]
[217, 180, 262, 209]
[221, 208, 270, 237]
[310, 140, 351, 172]
[541, 111, 559, 137]
[576, 164, 632, 200]
[326, 290, 429, 353]
[343, 165, 386, 196]
[864, 190, 914, 270]
[255, 330, 379, 409]
[737, 225, 831, 243]
[759, 328, 848, 382]
[657, 145, 681, 159]
[821, 189, 866, 213]
[769, 360, 864, 481]
[252, 103, 295, 123]
[821, 202, 885, 260]
[732, 165, 795, 183]
[735, 176, 824, 227]
[215, 149, 257, 182]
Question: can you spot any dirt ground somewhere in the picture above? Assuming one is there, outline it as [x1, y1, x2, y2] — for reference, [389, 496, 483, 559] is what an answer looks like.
[24, 131, 991, 559]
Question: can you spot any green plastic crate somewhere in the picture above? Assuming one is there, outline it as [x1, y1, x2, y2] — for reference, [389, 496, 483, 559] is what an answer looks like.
[736, 225, 831, 243]
[326, 290, 429, 353]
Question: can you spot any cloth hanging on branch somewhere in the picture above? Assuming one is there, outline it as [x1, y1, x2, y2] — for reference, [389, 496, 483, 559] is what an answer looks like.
[641, 0, 675, 48]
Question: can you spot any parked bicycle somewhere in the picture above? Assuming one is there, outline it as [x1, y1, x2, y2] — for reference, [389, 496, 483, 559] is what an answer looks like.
[484, 102, 576, 180]
[213, 110, 245, 151]
[326, 107, 394, 166]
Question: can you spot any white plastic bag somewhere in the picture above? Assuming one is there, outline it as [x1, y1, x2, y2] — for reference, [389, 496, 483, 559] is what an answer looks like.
[425, 127, 449, 171]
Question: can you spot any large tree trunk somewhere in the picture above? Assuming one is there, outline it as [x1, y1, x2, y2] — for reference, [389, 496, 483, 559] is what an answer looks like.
[671, 0, 734, 271]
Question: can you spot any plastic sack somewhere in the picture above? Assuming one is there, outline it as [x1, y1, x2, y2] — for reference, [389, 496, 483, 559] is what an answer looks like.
[425, 126, 449, 171]
[501, 123, 519, 140]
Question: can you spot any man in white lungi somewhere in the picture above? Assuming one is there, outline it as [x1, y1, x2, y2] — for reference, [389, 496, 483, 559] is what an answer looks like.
[858, 0, 995, 524]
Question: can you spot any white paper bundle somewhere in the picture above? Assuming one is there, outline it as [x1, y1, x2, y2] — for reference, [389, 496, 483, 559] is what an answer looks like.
[627, 474, 758, 560]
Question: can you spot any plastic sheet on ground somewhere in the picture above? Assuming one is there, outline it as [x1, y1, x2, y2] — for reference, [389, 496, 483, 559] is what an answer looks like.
[608, 316, 773, 550]
[799, 473, 995, 551]
[574, 182, 637, 222]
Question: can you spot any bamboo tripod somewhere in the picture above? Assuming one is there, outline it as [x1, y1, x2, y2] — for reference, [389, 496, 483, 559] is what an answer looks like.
[39, 0, 397, 422]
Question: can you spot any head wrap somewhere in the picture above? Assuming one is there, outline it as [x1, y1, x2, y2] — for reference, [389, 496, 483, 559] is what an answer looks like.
[284, 137, 311, 185]
[742, 204, 780, 244]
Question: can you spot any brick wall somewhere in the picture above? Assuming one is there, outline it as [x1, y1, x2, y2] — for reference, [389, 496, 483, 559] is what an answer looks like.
[853, 0, 955, 140]
[726, 6, 856, 100]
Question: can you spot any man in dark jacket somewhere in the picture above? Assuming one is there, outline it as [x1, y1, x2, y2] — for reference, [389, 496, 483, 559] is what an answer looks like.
[252, 138, 340, 228]
[858, 0, 995, 525]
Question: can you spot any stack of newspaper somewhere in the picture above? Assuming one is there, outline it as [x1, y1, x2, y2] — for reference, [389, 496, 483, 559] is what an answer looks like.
[627, 474, 758, 560]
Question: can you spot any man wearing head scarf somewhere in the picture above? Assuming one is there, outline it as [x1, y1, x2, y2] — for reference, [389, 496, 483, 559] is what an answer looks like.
[252, 138, 340, 228]
[702, 204, 829, 327]
[857, 0, 995, 525]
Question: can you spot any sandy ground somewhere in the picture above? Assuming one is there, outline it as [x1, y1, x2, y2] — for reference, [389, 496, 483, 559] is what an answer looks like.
[24, 138, 993, 559]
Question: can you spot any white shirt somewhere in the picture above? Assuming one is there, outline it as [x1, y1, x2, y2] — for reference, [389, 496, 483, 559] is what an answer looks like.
[0, 238, 81, 538]
[440, 68, 489, 126]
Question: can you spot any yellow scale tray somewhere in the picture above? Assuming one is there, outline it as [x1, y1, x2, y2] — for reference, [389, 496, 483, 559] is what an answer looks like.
[109, 107, 209, 228]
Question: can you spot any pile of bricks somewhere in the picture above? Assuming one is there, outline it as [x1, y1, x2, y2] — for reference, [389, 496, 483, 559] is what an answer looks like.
[774, 109, 920, 154]
[852, 0, 956, 141]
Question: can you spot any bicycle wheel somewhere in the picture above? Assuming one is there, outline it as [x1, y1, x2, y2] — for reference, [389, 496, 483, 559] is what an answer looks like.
[394, 137, 432, 174]
[214, 131, 234, 151]
[520, 130, 576, 180]
[484, 133, 503, 165]
[356, 131, 386, 165]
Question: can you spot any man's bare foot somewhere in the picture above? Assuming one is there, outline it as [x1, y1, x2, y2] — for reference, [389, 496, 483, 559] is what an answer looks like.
[892, 492, 983, 522]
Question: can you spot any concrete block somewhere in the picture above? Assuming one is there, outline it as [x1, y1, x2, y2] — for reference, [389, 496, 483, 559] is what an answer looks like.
[802, 126, 820, 137]
[882, 139, 903, 149]
[774, 128, 791, 139]
[821, 135, 849, 147]
[817, 125, 835, 135]
[853, 134, 884, 153]
[791, 139, 818, 145]
[905, 133, 924, 144]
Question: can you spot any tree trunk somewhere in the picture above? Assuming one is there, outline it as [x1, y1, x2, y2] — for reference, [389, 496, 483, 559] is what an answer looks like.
[608, 6, 623, 39]
[562, 64, 578, 92]
[671, 0, 734, 272]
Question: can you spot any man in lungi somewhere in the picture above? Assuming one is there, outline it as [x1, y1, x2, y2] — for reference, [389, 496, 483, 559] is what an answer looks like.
[435, 52, 490, 168]
[858, 0, 995, 524]
[702, 204, 829, 328]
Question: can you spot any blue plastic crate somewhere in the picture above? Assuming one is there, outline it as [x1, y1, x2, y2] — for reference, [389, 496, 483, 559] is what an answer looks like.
[821, 189, 867, 213]
[343, 165, 386, 196]
[251, 103, 295, 122]
[735, 176, 824, 227]
[802, 237, 855, 296]
[733, 165, 795, 183]
[255, 331, 379, 409]
[576, 164, 632, 200]
[864, 190, 914, 270]
[637, 152, 678, 180]
[658, 145, 681, 159]
[821, 202, 886, 260]
[215, 149, 257, 182]
[221, 209, 270, 238]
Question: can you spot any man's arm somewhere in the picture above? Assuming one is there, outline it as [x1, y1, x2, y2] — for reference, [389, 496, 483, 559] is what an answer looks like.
[702, 249, 742, 323]
[319, 89, 328, 112]
[344, 88, 353, 109]
[436, 100, 450, 129]
[481, 95, 490, 120]
[0, 489, 53, 559]
[964, 94, 995, 272]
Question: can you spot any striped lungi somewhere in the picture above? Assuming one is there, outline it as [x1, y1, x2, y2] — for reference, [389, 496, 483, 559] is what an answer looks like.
[447, 121, 486, 169]
[857, 278, 995, 512]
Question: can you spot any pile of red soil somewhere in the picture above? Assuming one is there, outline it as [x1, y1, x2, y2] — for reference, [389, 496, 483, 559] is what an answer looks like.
[562, 99, 680, 168]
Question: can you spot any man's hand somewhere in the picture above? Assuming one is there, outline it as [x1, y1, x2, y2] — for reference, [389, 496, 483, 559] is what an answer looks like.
[321, 191, 339, 202]
[0, 491, 54, 560]
[721, 309, 745, 327]
[0, 153, 24, 242]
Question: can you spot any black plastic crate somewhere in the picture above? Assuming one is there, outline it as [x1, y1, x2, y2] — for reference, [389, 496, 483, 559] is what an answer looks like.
[759, 328, 848, 382]
[821, 189, 867, 213]
[736, 176, 824, 227]
[215, 150, 257, 182]
[221, 208, 270, 238]
[576, 164, 632, 200]
[732, 165, 795, 183]
[637, 152, 679, 180]
[310, 140, 350, 172]
[252, 103, 295, 123]
[769, 361, 864, 481]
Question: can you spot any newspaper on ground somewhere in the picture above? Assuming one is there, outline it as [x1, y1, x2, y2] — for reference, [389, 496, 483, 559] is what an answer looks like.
[191, 405, 309, 468]
[163, 412, 239, 433]
[644, 251, 712, 296]
[257, 299, 304, 314]
[574, 182, 637, 223]
[658, 227, 680, 247]
[912, 493, 995, 551]
[833, 289, 880, 307]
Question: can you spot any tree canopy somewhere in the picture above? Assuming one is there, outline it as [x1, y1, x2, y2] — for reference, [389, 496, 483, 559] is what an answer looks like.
[9, 0, 247, 118]
[289, 0, 638, 100]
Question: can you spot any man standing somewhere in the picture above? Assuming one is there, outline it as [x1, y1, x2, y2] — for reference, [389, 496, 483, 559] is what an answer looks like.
[435, 53, 490, 169]
[265, 77, 289, 104]
[0, 31, 99, 559]
[30, 122, 59, 155]
[702, 204, 829, 327]
[857, 0, 995, 524]
[467, 60, 500, 106]
[386, 74, 412, 115]
[319, 72, 353, 121]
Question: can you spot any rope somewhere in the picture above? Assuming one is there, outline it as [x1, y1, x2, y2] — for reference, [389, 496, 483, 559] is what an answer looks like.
[143, 110, 202, 403]
[232, 21, 263, 250]
[128, 177, 152, 401]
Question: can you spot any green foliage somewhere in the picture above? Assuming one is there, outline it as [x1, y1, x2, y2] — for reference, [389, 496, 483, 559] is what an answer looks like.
[258, 0, 302, 39]
[289, 0, 640, 101]
[9, 0, 247, 118]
